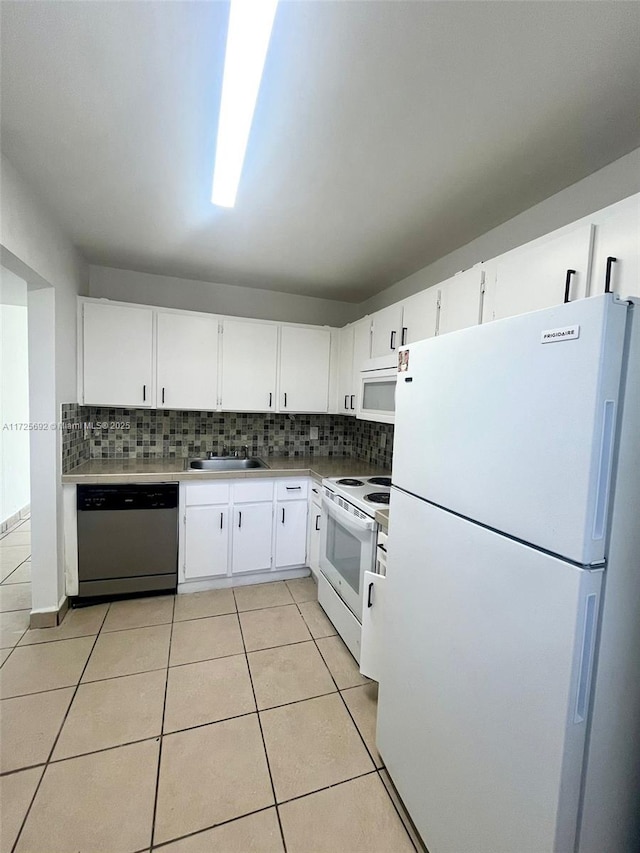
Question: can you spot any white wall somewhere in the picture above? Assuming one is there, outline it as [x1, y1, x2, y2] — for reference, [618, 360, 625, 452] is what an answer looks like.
[0, 267, 30, 524]
[359, 147, 640, 315]
[89, 265, 358, 328]
[1, 153, 88, 615]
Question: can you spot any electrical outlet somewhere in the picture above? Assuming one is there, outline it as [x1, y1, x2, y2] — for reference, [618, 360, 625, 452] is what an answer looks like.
[310, 426, 319, 440]
[380, 432, 387, 449]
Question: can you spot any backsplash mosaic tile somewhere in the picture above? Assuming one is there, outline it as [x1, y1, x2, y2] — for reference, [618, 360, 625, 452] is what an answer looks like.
[61, 403, 90, 472]
[61, 406, 394, 473]
[349, 418, 394, 469]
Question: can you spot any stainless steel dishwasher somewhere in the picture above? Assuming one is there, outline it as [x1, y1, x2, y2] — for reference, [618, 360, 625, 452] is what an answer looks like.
[76, 484, 178, 599]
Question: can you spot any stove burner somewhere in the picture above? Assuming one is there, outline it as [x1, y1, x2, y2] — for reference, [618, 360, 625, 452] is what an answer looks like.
[365, 492, 390, 505]
[368, 477, 392, 487]
[336, 478, 365, 487]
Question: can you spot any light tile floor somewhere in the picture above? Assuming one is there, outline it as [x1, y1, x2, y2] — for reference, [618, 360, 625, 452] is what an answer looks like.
[0, 518, 422, 852]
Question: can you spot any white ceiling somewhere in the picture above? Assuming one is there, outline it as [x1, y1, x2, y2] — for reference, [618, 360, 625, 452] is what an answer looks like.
[2, 1, 639, 303]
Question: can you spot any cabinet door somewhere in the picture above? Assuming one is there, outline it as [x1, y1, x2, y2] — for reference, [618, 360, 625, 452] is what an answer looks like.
[231, 503, 273, 574]
[279, 326, 331, 413]
[370, 304, 403, 358]
[351, 318, 372, 413]
[401, 288, 439, 344]
[83, 302, 153, 407]
[184, 506, 229, 579]
[338, 325, 355, 414]
[493, 225, 593, 321]
[308, 499, 322, 575]
[360, 570, 385, 681]
[590, 195, 640, 300]
[220, 319, 278, 412]
[157, 312, 218, 410]
[275, 500, 308, 568]
[438, 268, 484, 336]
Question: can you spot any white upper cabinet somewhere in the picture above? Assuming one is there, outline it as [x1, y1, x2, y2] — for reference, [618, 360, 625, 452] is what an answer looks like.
[82, 302, 154, 407]
[351, 317, 372, 413]
[156, 312, 218, 410]
[279, 326, 331, 413]
[438, 268, 485, 335]
[590, 195, 640, 301]
[338, 324, 355, 414]
[371, 303, 404, 358]
[220, 319, 278, 412]
[401, 287, 439, 344]
[492, 224, 593, 321]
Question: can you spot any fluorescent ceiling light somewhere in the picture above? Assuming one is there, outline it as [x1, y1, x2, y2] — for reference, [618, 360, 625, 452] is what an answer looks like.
[211, 0, 278, 208]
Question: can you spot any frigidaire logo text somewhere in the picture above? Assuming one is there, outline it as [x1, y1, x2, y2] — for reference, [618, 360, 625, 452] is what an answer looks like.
[544, 330, 572, 340]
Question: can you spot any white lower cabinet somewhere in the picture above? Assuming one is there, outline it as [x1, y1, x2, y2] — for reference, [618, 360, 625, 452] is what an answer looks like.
[231, 503, 274, 574]
[359, 570, 386, 681]
[307, 486, 322, 577]
[181, 478, 310, 584]
[275, 500, 308, 568]
[184, 505, 229, 579]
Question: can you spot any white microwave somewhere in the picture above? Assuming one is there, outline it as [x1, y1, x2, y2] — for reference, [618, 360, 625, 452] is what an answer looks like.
[357, 355, 397, 424]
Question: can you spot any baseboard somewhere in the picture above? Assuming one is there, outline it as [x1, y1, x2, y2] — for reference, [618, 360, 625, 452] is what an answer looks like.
[0, 504, 30, 535]
[178, 566, 311, 594]
[30, 596, 69, 629]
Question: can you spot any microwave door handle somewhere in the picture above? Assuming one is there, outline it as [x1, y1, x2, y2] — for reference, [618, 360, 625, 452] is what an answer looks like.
[322, 495, 376, 533]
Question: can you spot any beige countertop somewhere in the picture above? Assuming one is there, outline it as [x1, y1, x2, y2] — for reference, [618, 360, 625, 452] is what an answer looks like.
[62, 455, 390, 485]
[375, 509, 390, 530]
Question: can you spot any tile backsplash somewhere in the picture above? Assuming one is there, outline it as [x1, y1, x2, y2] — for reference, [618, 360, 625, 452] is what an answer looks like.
[61, 405, 394, 472]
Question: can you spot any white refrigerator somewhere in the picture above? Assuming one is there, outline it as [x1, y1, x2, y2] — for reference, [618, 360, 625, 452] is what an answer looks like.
[377, 294, 640, 853]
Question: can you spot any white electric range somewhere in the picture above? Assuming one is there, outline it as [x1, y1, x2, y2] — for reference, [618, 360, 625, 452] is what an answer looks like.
[318, 475, 391, 662]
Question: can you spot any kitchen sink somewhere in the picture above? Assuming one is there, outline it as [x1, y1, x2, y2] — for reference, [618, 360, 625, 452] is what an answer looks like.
[188, 457, 268, 471]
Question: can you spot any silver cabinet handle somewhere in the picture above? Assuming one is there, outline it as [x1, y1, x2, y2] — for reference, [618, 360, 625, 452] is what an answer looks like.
[281, 507, 286, 524]
[269, 392, 272, 408]
[390, 330, 396, 350]
[283, 392, 287, 407]
[162, 387, 165, 404]
[220, 512, 223, 530]
[315, 514, 321, 531]
[142, 384, 146, 401]
[286, 486, 301, 490]
[238, 511, 242, 529]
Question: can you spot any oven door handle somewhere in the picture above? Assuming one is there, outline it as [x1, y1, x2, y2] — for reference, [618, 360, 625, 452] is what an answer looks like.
[322, 495, 376, 532]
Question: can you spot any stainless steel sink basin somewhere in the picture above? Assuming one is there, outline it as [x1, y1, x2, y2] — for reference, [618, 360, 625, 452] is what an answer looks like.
[188, 457, 267, 471]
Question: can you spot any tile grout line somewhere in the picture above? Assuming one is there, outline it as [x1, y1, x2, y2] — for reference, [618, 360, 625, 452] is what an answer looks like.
[151, 804, 277, 851]
[9, 599, 112, 853]
[149, 593, 176, 851]
[234, 586, 289, 853]
[1, 683, 351, 779]
[294, 592, 420, 852]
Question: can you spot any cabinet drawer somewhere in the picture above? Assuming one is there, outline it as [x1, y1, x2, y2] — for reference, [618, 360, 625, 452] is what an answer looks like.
[276, 479, 309, 501]
[184, 482, 230, 506]
[232, 480, 274, 503]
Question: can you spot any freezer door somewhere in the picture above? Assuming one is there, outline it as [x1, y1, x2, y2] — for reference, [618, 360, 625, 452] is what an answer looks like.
[393, 294, 628, 565]
[377, 489, 603, 853]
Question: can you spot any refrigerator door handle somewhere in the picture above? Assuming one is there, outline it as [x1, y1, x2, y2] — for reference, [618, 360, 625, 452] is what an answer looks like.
[574, 592, 599, 723]
[592, 400, 616, 540]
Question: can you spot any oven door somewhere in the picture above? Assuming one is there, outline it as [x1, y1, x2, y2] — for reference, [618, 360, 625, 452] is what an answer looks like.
[320, 496, 376, 621]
